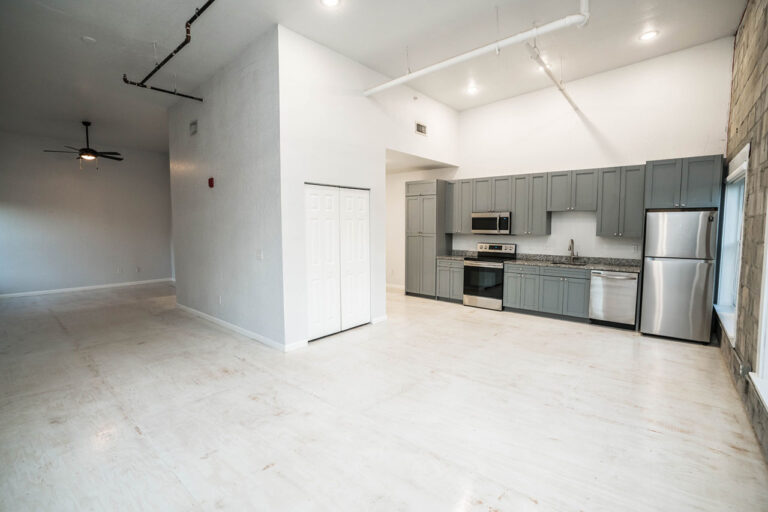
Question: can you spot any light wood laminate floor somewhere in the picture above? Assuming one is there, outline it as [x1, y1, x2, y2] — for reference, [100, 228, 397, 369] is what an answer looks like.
[1, 283, 767, 511]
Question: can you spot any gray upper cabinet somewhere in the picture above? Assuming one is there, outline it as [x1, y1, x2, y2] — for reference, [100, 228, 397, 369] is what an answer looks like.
[511, 175, 530, 235]
[459, 180, 473, 233]
[492, 176, 512, 212]
[597, 166, 645, 238]
[529, 173, 551, 236]
[511, 173, 550, 236]
[547, 171, 572, 212]
[445, 182, 455, 234]
[472, 178, 493, 212]
[572, 169, 598, 211]
[646, 156, 723, 209]
[681, 155, 723, 208]
[645, 159, 682, 208]
[548, 169, 597, 212]
[420, 195, 436, 234]
[619, 165, 645, 238]
[406, 181, 437, 196]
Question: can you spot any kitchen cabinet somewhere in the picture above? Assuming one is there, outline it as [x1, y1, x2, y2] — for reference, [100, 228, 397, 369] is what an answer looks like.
[406, 234, 436, 296]
[547, 169, 598, 212]
[572, 169, 598, 211]
[459, 180, 473, 233]
[520, 274, 541, 310]
[645, 155, 722, 209]
[539, 275, 564, 314]
[445, 182, 455, 233]
[472, 176, 512, 213]
[512, 173, 551, 235]
[547, 171, 572, 211]
[473, 178, 493, 212]
[437, 259, 464, 301]
[503, 272, 522, 308]
[406, 195, 436, 235]
[681, 155, 723, 207]
[562, 277, 590, 318]
[597, 166, 645, 238]
[405, 180, 451, 297]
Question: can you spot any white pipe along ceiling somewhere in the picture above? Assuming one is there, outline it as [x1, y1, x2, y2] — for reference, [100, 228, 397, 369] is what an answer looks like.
[526, 43, 581, 112]
[363, 0, 591, 97]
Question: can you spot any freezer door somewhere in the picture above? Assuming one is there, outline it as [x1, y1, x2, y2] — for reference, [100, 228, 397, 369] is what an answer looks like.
[640, 257, 715, 342]
[644, 211, 718, 259]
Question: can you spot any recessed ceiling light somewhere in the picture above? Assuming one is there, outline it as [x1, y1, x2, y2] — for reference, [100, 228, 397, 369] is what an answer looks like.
[640, 30, 659, 41]
[466, 83, 479, 95]
[320, 0, 340, 7]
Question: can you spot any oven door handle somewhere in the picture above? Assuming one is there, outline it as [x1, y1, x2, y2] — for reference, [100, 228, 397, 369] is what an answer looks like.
[464, 260, 504, 269]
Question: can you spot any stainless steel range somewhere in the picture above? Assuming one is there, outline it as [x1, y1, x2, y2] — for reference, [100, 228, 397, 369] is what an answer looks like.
[463, 243, 517, 311]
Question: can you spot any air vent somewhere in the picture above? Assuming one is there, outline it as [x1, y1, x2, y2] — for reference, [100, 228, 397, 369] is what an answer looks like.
[415, 122, 427, 136]
[189, 120, 198, 136]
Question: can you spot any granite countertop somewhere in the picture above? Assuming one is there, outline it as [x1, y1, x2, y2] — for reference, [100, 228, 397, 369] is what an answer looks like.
[436, 255, 466, 261]
[446, 251, 641, 273]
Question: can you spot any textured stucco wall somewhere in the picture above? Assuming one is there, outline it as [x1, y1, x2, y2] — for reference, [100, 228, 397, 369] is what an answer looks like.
[722, 0, 768, 462]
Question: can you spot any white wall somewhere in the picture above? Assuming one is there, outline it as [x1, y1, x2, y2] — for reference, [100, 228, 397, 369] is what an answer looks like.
[0, 130, 172, 294]
[278, 26, 459, 347]
[168, 28, 286, 347]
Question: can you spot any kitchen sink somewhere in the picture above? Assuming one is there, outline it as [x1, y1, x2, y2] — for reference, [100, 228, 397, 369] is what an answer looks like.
[566, 259, 588, 266]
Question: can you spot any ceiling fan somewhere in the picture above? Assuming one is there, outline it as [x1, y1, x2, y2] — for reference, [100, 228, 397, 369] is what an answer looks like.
[43, 121, 123, 163]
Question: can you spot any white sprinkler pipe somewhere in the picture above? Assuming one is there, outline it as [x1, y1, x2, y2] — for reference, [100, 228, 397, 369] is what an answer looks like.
[363, 0, 590, 96]
[526, 43, 580, 113]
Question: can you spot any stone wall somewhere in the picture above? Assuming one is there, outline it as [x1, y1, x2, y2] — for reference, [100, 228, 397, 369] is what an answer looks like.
[723, 0, 768, 462]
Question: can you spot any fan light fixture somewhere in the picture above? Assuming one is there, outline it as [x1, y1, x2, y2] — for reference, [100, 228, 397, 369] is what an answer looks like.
[81, 154, 96, 161]
[466, 82, 479, 95]
[640, 30, 659, 41]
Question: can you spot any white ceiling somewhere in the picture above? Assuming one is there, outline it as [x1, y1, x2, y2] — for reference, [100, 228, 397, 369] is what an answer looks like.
[0, 0, 745, 152]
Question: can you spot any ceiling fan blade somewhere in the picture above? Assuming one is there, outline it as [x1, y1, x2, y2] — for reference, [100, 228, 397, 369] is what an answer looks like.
[97, 151, 122, 156]
[44, 149, 78, 153]
[97, 154, 123, 161]
[64, 146, 80, 151]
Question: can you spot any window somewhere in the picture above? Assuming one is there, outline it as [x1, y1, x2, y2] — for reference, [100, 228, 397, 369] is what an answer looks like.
[716, 144, 748, 344]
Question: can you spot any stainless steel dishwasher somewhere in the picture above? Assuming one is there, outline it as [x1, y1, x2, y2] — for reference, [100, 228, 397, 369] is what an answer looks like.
[589, 270, 639, 326]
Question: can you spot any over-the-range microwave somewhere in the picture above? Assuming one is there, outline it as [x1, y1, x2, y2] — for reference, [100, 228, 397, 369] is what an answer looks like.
[471, 212, 511, 234]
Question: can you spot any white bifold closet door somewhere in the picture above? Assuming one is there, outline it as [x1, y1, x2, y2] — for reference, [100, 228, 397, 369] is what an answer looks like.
[305, 185, 370, 340]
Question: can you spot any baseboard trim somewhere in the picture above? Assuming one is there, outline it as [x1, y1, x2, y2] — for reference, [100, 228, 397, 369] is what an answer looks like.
[176, 303, 298, 352]
[371, 315, 388, 324]
[0, 278, 174, 299]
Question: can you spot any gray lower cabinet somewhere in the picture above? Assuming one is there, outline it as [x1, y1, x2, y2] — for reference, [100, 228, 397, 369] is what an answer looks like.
[503, 272, 523, 308]
[539, 275, 564, 314]
[562, 277, 589, 318]
[520, 274, 541, 310]
[406, 234, 436, 296]
[437, 259, 464, 301]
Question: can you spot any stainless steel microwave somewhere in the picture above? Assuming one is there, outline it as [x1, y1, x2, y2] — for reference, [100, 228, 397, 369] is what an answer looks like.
[471, 212, 511, 234]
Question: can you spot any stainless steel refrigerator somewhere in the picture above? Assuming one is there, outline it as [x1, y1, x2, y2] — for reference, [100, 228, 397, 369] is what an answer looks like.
[640, 210, 718, 343]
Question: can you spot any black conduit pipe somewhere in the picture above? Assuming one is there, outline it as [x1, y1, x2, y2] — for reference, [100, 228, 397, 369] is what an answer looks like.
[123, 0, 217, 102]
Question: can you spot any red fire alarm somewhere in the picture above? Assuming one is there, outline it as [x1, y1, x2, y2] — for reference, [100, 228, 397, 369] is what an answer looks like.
[208, 177, 214, 188]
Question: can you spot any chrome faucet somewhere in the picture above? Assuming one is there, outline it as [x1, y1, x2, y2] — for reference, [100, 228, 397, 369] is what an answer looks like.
[568, 239, 575, 262]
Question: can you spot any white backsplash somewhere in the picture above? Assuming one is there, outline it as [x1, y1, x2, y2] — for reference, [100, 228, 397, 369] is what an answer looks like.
[452, 211, 641, 259]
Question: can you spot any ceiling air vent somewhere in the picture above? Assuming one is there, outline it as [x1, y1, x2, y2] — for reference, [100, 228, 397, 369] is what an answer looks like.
[415, 122, 427, 136]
